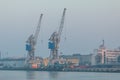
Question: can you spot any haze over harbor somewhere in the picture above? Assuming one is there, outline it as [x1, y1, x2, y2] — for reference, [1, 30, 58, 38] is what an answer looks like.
[0, 1, 120, 80]
[0, 0, 120, 58]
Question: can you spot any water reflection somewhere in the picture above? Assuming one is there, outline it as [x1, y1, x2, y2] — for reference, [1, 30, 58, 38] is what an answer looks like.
[26, 71, 35, 80]
[49, 72, 58, 80]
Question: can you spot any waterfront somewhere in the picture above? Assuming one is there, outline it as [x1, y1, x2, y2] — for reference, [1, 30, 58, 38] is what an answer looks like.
[0, 71, 120, 80]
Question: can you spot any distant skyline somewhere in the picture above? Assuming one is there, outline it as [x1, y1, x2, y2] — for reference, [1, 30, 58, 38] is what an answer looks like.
[0, 0, 120, 58]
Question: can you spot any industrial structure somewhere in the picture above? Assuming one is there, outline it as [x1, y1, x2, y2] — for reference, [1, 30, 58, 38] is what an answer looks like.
[0, 58, 25, 69]
[25, 14, 43, 68]
[48, 8, 66, 65]
[93, 40, 120, 65]
[61, 54, 92, 66]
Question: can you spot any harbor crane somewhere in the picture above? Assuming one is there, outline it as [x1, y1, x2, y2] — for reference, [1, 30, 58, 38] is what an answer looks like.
[26, 14, 43, 64]
[48, 8, 66, 63]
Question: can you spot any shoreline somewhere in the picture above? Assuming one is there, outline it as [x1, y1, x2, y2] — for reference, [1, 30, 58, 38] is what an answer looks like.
[0, 68, 120, 73]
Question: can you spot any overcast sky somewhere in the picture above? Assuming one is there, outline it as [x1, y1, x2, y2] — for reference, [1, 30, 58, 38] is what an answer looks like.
[0, 0, 120, 58]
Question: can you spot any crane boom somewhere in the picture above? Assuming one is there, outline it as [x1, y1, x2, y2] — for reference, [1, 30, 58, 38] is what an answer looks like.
[58, 8, 66, 39]
[34, 14, 43, 45]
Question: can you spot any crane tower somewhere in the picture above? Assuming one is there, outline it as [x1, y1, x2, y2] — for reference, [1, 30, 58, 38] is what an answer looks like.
[26, 14, 43, 64]
[48, 8, 66, 62]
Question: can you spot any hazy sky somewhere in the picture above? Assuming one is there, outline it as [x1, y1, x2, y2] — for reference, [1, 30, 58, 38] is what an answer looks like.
[0, 0, 120, 58]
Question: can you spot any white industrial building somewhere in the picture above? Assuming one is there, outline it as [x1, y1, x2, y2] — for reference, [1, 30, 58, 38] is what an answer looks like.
[93, 41, 120, 65]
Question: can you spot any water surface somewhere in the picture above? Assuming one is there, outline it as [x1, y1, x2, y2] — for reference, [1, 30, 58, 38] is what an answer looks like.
[0, 71, 120, 80]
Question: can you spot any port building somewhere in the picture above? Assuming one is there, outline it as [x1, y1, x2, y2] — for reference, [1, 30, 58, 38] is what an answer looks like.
[93, 41, 120, 65]
[60, 54, 92, 66]
[0, 58, 25, 68]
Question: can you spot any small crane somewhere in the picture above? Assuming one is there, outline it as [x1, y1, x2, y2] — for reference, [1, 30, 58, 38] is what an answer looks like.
[26, 14, 43, 65]
[48, 8, 66, 64]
